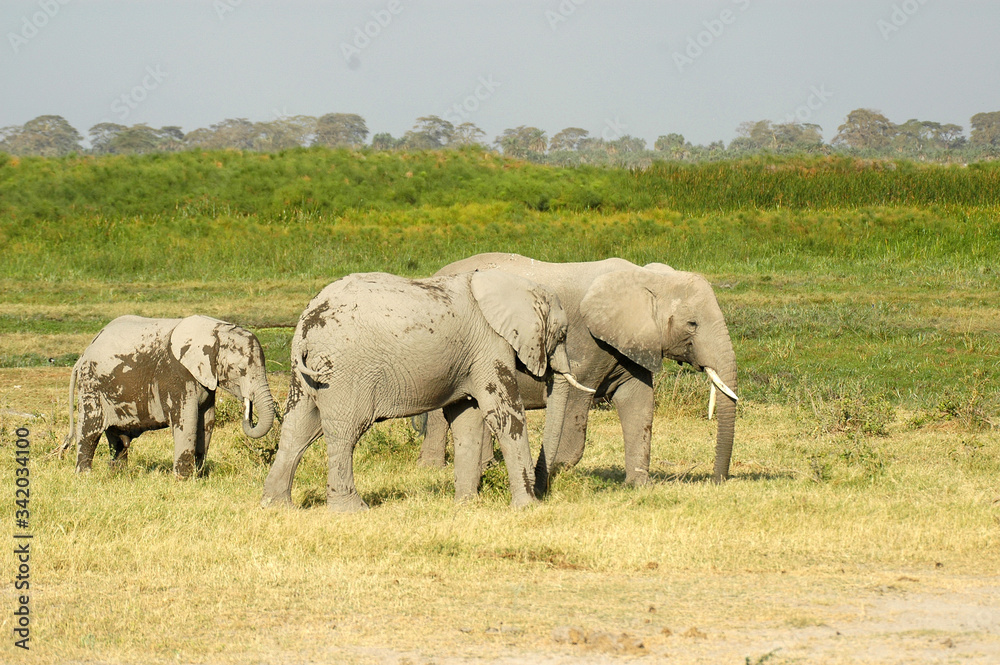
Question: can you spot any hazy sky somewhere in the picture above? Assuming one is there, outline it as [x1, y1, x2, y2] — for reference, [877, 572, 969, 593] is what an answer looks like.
[3, 1, 998, 147]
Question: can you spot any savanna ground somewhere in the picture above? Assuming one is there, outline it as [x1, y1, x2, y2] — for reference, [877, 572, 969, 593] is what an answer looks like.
[1, 151, 999, 663]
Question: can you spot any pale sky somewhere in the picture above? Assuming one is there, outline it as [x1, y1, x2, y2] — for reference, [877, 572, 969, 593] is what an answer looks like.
[2, 0, 997, 147]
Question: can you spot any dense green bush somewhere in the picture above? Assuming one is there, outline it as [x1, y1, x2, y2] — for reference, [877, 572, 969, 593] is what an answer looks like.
[4, 150, 1000, 222]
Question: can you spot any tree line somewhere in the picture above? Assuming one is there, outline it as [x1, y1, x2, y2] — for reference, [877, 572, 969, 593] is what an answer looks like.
[2, 109, 999, 166]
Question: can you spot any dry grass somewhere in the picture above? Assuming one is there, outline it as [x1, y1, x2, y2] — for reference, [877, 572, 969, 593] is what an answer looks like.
[2, 367, 998, 664]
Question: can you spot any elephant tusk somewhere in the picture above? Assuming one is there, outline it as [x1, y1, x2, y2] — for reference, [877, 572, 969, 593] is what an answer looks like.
[708, 384, 717, 420]
[244, 398, 252, 421]
[705, 367, 738, 402]
[561, 372, 597, 394]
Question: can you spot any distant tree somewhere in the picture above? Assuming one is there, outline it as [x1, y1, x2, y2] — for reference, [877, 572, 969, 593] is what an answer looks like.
[833, 108, 895, 150]
[401, 116, 455, 150]
[182, 127, 216, 149]
[90, 123, 186, 154]
[886, 119, 966, 155]
[576, 136, 605, 151]
[893, 119, 932, 153]
[654, 133, 687, 152]
[606, 135, 646, 154]
[937, 123, 965, 149]
[314, 113, 369, 148]
[0, 115, 83, 156]
[370, 132, 401, 151]
[88, 122, 127, 154]
[254, 115, 316, 150]
[184, 118, 259, 150]
[158, 126, 186, 151]
[110, 124, 163, 154]
[735, 120, 779, 150]
[773, 122, 823, 151]
[450, 122, 486, 147]
[970, 111, 1000, 148]
[549, 127, 590, 151]
[495, 126, 547, 159]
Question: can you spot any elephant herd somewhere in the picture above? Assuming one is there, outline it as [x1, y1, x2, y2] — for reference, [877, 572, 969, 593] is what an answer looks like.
[61, 253, 739, 512]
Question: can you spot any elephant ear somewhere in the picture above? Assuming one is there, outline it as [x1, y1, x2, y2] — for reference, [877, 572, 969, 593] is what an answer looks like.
[580, 270, 667, 373]
[643, 262, 675, 273]
[470, 269, 552, 377]
[169, 315, 227, 390]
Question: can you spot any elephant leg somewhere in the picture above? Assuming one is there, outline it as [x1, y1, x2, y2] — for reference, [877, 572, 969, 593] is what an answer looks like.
[75, 396, 104, 473]
[479, 426, 495, 470]
[195, 401, 215, 477]
[474, 391, 536, 509]
[171, 387, 201, 479]
[261, 383, 322, 507]
[417, 409, 450, 468]
[105, 428, 131, 469]
[76, 431, 102, 473]
[444, 401, 488, 502]
[611, 375, 655, 486]
[535, 378, 593, 496]
[323, 415, 370, 513]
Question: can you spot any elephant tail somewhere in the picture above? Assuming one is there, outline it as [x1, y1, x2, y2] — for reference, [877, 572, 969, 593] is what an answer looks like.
[291, 339, 327, 381]
[55, 358, 82, 458]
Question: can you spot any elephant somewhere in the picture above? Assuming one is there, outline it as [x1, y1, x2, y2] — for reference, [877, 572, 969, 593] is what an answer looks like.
[260, 269, 590, 512]
[61, 315, 276, 478]
[417, 253, 739, 494]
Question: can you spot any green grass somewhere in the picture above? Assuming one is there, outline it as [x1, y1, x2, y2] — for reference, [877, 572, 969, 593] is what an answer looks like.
[2, 150, 999, 662]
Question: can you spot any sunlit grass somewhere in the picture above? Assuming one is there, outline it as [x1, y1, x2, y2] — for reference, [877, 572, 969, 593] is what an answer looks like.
[4, 372, 997, 663]
[2, 151, 999, 662]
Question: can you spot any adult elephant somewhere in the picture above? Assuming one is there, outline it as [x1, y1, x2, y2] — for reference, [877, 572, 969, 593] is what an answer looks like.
[418, 253, 738, 493]
[62, 315, 276, 478]
[260, 270, 590, 512]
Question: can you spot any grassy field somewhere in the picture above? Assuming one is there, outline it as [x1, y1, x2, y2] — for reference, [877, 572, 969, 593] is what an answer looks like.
[1, 151, 999, 663]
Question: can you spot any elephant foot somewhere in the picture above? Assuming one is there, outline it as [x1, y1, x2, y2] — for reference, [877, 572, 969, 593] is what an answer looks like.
[454, 488, 479, 504]
[416, 455, 447, 469]
[260, 491, 294, 509]
[326, 492, 370, 513]
[173, 450, 196, 480]
[510, 493, 538, 510]
[625, 468, 650, 486]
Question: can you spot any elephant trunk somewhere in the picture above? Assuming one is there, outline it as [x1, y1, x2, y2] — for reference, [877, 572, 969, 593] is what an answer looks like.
[705, 324, 738, 483]
[549, 343, 596, 394]
[241, 376, 276, 439]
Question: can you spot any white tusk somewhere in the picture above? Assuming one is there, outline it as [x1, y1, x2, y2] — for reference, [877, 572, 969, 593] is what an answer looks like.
[561, 372, 597, 394]
[244, 398, 252, 421]
[708, 384, 717, 420]
[705, 367, 738, 402]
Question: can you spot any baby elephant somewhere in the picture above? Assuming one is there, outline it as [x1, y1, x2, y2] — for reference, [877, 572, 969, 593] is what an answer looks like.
[261, 270, 589, 512]
[63, 315, 276, 478]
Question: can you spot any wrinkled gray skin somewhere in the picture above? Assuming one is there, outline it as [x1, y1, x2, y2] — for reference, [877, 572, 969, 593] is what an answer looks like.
[418, 253, 738, 493]
[62, 315, 276, 478]
[261, 270, 575, 512]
